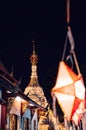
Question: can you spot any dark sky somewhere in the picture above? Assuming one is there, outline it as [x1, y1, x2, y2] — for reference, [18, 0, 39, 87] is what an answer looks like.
[0, 1, 86, 101]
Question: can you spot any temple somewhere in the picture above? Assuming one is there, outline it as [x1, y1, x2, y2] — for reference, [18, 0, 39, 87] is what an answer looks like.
[0, 39, 57, 130]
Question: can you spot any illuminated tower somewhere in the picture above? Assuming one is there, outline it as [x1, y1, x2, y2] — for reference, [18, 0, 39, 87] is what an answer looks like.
[24, 39, 48, 108]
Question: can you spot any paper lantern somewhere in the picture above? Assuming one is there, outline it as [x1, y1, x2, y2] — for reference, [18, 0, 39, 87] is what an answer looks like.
[51, 61, 85, 121]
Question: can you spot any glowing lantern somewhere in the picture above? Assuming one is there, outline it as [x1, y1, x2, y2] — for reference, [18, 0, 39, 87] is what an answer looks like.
[51, 61, 85, 121]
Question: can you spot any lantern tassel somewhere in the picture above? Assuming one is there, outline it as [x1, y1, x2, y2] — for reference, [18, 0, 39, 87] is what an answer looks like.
[64, 116, 70, 130]
[82, 112, 86, 130]
[51, 93, 57, 117]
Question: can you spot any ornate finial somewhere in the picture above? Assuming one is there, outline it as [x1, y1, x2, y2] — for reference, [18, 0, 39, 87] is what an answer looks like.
[30, 38, 38, 65]
[32, 38, 35, 55]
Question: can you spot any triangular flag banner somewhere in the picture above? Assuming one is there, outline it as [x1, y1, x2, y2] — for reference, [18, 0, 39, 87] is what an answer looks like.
[10, 96, 21, 116]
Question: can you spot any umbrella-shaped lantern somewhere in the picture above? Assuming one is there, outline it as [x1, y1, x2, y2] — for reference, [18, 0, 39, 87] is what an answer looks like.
[51, 61, 85, 121]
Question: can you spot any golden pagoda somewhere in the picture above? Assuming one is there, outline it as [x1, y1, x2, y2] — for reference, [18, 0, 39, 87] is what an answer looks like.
[24, 39, 48, 108]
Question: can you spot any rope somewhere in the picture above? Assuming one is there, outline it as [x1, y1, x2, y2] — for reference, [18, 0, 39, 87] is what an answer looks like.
[66, 0, 70, 25]
[62, 33, 68, 61]
[66, 0, 81, 75]
[66, 54, 73, 69]
[62, 0, 70, 61]
[71, 50, 81, 75]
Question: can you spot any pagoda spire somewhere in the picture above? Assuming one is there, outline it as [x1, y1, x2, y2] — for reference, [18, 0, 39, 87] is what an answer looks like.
[32, 38, 35, 54]
[29, 38, 39, 85]
[24, 39, 48, 108]
[30, 38, 38, 66]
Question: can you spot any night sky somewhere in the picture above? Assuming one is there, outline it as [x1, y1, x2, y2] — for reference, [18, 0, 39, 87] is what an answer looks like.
[0, 1, 86, 103]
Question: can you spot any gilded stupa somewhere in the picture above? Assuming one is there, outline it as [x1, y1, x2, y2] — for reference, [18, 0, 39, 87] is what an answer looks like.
[24, 39, 48, 108]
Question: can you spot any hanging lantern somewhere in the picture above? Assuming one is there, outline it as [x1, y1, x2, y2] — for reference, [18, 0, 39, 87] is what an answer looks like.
[51, 61, 85, 121]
